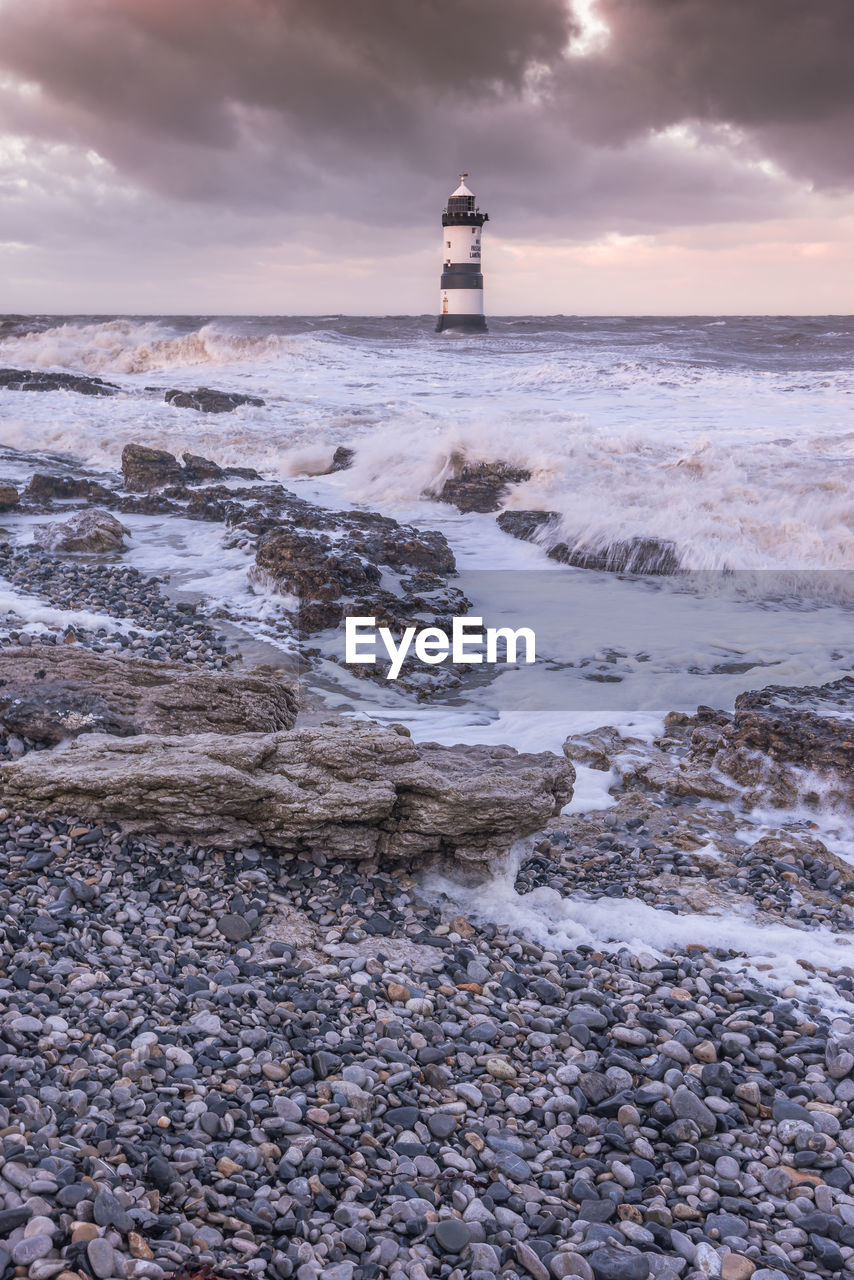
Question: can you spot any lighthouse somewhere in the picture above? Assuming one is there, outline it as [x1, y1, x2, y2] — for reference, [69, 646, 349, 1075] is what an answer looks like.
[436, 174, 489, 333]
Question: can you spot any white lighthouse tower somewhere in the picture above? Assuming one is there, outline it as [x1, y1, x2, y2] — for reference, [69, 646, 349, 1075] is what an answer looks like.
[436, 174, 489, 333]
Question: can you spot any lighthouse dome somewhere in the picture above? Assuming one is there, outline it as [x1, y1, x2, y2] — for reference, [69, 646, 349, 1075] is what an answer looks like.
[447, 173, 476, 215]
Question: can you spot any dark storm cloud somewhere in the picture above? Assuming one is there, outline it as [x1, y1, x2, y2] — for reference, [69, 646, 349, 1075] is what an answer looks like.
[0, 0, 573, 147]
[0, 0, 852, 232]
[561, 0, 854, 188]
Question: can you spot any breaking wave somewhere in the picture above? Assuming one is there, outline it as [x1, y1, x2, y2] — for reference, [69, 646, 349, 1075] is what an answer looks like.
[1, 313, 853, 575]
[0, 318, 297, 374]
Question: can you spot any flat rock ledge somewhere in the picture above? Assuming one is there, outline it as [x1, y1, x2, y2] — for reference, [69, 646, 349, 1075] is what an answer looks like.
[0, 726, 574, 867]
[498, 510, 680, 574]
[164, 386, 265, 413]
[0, 647, 299, 744]
[0, 367, 119, 396]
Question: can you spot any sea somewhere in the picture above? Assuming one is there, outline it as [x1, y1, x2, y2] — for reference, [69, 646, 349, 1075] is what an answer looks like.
[1, 313, 853, 1003]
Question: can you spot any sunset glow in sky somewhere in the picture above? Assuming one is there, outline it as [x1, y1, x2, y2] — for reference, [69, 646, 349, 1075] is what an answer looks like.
[0, 0, 852, 314]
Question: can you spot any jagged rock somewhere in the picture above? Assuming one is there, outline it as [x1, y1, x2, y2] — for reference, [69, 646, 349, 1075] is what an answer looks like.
[121, 444, 262, 492]
[181, 452, 224, 482]
[255, 525, 378, 631]
[732, 677, 854, 774]
[0, 485, 19, 511]
[435, 455, 532, 513]
[122, 444, 183, 491]
[326, 446, 355, 473]
[497, 510, 679, 575]
[0, 368, 119, 396]
[165, 387, 264, 413]
[25, 474, 115, 503]
[254, 506, 460, 637]
[31, 509, 129, 553]
[0, 648, 298, 745]
[644, 679, 854, 811]
[0, 725, 574, 867]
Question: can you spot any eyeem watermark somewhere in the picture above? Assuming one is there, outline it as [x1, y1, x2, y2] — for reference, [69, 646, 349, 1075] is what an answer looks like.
[345, 616, 537, 680]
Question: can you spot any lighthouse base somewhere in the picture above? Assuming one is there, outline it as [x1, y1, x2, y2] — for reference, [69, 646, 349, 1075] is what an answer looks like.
[436, 313, 488, 333]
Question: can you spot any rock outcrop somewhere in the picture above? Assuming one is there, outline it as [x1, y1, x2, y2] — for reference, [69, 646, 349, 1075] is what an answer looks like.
[253, 497, 463, 646]
[32, 509, 129, 553]
[688, 679, 854, 809]
[436, 456, 532, 514]
[549, 536, 679, 575]
[0, 369, 120, 396]
[497, 510, 679, 574]
[0, 725, 574, 867]
[0, 485, 18, 511]
[121, 443, 262, 491]
[496, 510, 557, 542]
[320, 445, 355, 474]
[25, 474, 115, 503]
[577, 677, 854, 812]
[731, 677, 854, 774]
[181, 452, 224, 482]
[0, 648, 299, 745]
[165, 387, 264, 413]
[122, 444, 184, 491]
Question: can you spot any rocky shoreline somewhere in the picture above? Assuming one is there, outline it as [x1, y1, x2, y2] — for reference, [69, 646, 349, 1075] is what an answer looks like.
[0, 440, 853, 1280]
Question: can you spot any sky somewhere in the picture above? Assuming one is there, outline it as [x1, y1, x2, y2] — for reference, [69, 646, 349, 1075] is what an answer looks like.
[0, 0, 853, 315]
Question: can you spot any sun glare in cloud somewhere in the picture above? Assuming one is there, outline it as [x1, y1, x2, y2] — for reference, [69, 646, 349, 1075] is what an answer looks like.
[0, 72, 40, 99]
[567, 0, 610, 57]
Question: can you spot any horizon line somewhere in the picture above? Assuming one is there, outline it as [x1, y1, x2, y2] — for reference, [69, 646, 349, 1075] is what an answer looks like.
[2, 311, 854, 320]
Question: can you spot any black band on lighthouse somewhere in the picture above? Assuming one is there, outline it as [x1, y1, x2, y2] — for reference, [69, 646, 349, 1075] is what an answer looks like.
[442, 213, 488, 228]
[436, 314, 488, 332]
[441, 270, 484, 290]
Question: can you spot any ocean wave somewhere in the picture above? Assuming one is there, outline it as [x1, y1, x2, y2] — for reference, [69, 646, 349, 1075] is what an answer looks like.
[0, 318, 300, 374]
[339, 419, 854, 574]
[1, 314, 852, 576]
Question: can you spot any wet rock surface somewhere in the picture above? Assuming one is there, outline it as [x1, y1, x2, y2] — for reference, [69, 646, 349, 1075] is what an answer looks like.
[435, 457, 532, 514]
[0, 368, 120, 395]
[5, 445, 471, 695]
[31, 509, 129, 554]
[122, 444, 184, 491]
[614, 681, 854, 811]
[732, 677, 854, 776]
[557, 708, 854, 936]
[254, 504, 460, 633]
[119, 443, 262, 493]
[1, 726, 573, 867]
[496, 511, 680, 575]
[497, 509, 558, 542]
[0, 811, 852, 1280]
[25, 473, 116, 504]
[165, 386, 265, 413]
[326, 446, 356, 473]
[0, 647, 298, 745]
[548, 536, 680, 576]
[243, 487, 470, 692]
